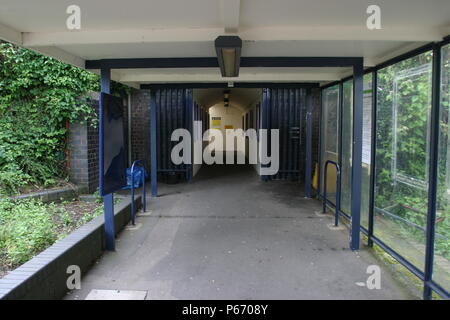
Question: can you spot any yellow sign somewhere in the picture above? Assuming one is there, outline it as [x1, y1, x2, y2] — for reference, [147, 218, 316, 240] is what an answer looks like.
[224, 125, 234, 129]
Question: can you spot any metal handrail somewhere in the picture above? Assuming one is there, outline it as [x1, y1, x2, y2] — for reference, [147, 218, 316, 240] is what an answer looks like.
[323, 160, 342, 227]
[130, 160, 146, 225]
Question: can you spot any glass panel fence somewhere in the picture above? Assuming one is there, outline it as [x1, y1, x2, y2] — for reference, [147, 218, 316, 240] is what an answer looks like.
[341, 80, 353, 214]
[321, 85, 339, 205]
[434, 43, 450, 293]
[374, 51, 433, 272]
[361, 73, 373, 229]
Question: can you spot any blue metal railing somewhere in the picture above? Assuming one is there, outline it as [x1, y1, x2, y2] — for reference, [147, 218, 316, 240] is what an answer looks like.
[323, 160, 342, 227]
[130, 160, 147, 225]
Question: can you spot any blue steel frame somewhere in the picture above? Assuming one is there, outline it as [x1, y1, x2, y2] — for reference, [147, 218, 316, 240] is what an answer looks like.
[351, 63, 364, 251]
[100, 66, 115, 251]
[261, 88, 270, 182]
[140, 82, 320, 89]
[319, 38, 450, 300]
[92, 55, 365, 278]
[90, 37, 450, 299]
[185, 89, 194, 182]
[86, 57, 364, 70]
[423, 43, 441, 300]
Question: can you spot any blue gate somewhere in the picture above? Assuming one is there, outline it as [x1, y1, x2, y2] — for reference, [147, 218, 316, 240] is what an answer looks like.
[155, 88, 193, 182]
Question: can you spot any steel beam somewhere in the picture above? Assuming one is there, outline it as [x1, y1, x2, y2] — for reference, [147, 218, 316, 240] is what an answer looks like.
[100, 66, 115, 251]
[86, 57, 363, 70]
[368, 71, 377, 247]
[185, 89, 193, 181]
[141, 82, 320, 90]
[350, 61, 364, 251]
[261, 88, 270, 182]
[423, 44, 441, 300]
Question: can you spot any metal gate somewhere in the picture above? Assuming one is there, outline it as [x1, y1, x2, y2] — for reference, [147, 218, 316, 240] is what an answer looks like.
[155, 88, 193, 181]
[262, 88, 307, 181]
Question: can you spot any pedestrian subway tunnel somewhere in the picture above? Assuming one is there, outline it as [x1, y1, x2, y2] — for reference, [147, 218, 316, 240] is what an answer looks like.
[153, 86, 320, 186]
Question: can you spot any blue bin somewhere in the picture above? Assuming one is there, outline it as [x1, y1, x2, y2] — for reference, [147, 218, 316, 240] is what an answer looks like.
[123, 166, 145, 189]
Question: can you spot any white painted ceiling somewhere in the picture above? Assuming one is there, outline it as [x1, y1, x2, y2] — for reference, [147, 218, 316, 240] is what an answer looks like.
[1, 0, 449, 32]
[0, 0, 449, 86]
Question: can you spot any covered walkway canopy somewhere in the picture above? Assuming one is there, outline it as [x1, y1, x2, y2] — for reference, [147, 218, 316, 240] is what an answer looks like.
[1, 0, 450, 300]
[0, 0, 448, 86]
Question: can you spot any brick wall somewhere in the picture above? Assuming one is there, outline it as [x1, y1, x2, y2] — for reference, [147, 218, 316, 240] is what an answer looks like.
[69, 93, 128, 193]
[69, 120, 90, 190]
[130, 89, 150, 171]
[69, 97, 100, 193]
[86, 103, 99, 193]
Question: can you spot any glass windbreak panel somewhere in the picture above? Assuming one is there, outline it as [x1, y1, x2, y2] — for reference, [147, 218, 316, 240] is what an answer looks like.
[341, 81, 353, 214]
[361, 73, 373, 229]
[434, 44, 450, 292]
[321, 85, 339, 205]
[374, 52, 433, 271]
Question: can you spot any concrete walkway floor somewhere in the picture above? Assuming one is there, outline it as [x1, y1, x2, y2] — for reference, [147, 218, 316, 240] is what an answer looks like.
[66, 164, 415, 300]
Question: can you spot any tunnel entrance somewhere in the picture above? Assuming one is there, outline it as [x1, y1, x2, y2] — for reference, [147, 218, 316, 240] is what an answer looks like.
[153, 86, 318, 187]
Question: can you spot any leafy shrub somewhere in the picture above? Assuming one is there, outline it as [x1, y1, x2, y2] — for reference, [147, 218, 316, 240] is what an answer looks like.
[0, 43, 99, 194]
[0, 198, 57, 266]
[0, 42, 129, 195]
[0, 165, 32, 195]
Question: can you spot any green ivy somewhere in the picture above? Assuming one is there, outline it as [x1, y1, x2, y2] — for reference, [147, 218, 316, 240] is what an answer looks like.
[0, 42, 129, 195]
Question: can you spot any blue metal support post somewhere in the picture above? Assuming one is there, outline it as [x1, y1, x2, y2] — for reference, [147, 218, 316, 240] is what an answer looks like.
[423, 44, 441, 300]
[304, 89, 313, 198]
[261, 89, 270, 181]
[317, 91, 323, 196]
[100, 65, 115, 251]
[150, 91, 158, 197]
[185, 89, 193, 181]
[350, 61, 364, 251]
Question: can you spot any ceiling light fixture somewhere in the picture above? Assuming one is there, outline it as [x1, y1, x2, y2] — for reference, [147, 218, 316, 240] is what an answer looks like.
[215, 36, 242, 77]
[224, 90, 230, 107]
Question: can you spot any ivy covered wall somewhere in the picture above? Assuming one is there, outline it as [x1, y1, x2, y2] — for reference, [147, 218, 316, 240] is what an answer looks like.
[0, 42, 128, 195]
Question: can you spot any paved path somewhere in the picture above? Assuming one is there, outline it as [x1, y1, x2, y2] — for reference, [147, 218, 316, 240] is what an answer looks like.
[66, 165, 415, 300]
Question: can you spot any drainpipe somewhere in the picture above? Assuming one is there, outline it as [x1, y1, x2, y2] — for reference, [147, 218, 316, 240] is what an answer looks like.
[128, 93, 132, 166]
